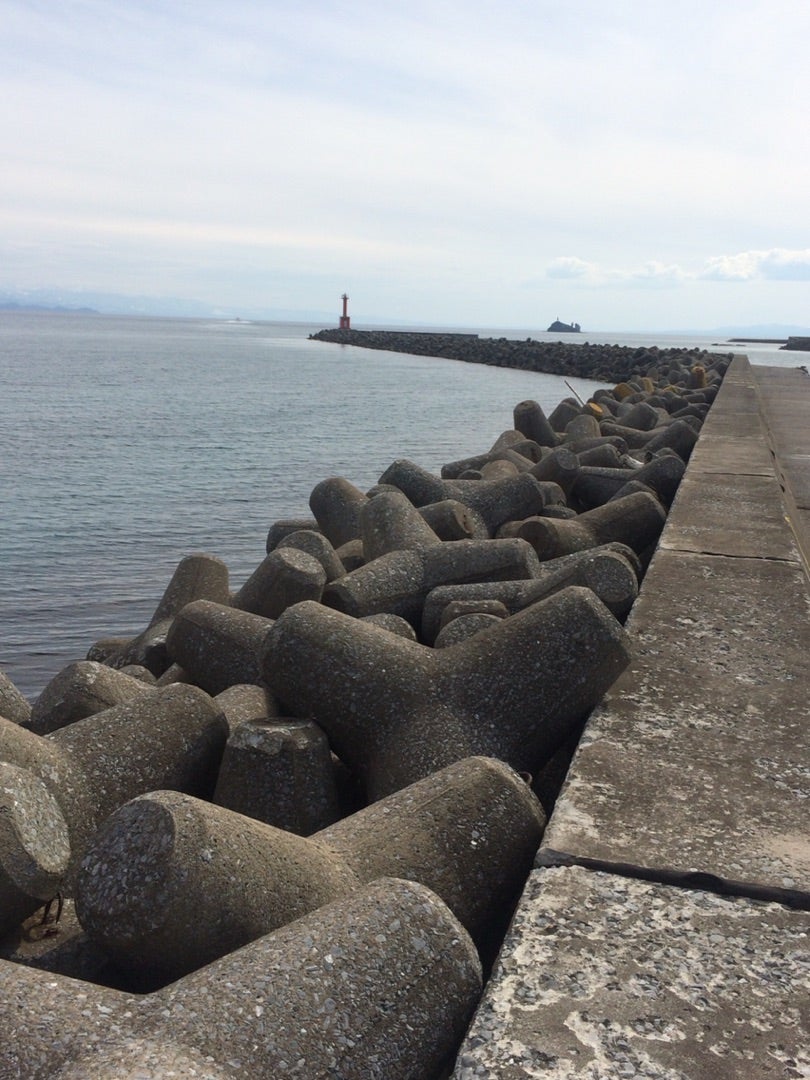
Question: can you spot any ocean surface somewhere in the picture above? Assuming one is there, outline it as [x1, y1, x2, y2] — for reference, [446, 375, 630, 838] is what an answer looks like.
[1, 311, 805, 701]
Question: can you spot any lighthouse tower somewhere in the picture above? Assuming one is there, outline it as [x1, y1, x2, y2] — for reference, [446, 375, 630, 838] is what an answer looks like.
[339, 293, 351, 330]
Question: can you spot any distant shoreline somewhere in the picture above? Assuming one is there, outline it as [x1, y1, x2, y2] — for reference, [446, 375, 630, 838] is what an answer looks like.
[0, 302, 99, 315]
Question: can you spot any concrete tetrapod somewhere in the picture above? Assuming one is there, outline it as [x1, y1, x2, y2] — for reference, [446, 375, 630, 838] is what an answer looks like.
[262, 587, 631, 799]
[275, 528, 346, 581]
[231, 548, 327, 619]
[359, 489, 443, 560]
[377, 459, 565, 534]
[0, 684, 228, 934]
[517, 489, 668, 560]
[0, 763, 71, 933]
[0, 669, 31, 726]
[146, 552, 231, 627]
[309, 476, 369, 548]
[76, 756, 544, 980]
[1, 878, 482, 1080]
[322, 537, 542, 626]
[96, 553, 232, 675]
[213, 717, 342, 833]
[165, 600, 275, 695]
[26, 660, 152, 735]
[420, 545, 640, 643]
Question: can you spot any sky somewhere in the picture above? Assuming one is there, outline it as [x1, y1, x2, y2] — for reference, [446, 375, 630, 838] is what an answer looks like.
[2, 0, 809, 331]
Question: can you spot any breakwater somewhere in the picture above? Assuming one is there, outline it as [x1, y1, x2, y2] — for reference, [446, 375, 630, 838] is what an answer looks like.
[784, 334, 810, 351]
[310, 327, 730, 384]
[4, 347, 805, 1077]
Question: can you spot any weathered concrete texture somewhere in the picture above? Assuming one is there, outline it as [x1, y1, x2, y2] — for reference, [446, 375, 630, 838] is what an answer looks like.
[27, 660, 152, 735]
[659, 472, 800, 561]
[165, 600, 275, 694]
[421, 546, 639, 643]
[453, 865, 810, 1079]
[322, 538, 542, 625]
[263, 588, 630, 800]
[213, 683, 278, 731]
[0, 669, 31, 726]
[1, 879, 483, 1080]
[0, 764, 70, 930]
[540, 550, 810, 901]
[213, 717, 342, 833]
[0, 684, 228, 932]
[231, 547, 326, 618]
[539, 357, 810, 904]
[753, 364, 810, 568]
[146, 552, 231, 627]
[76, 757, 544, 981]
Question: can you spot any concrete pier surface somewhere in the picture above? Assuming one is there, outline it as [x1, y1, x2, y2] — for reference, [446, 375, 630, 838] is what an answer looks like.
[454, 358, 810, 1078]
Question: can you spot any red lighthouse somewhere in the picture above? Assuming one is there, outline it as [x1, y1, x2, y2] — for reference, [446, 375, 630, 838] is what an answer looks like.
[339, 293, 351, 330]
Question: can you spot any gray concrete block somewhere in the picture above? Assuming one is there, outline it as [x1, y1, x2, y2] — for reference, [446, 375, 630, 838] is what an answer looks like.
[231, 547, 326, 618]
[166, 599, 275, 694]
[213, 683, 278, 731]
[265, 516, 320, 551]
[539, 550, 810, 904]
[378, 459, 565, 534]
[309, 476, 369, 548]
[418, 498, 490, 540]
[263, 587, 630, 800]
[0, 764, 70, 931]
[2, 878, 483, 1080]
[76, 756, 544, 979]
[434, 612, 504, 647]
[360, 488, 442, 560]
[0, 669, 31, 726]
[421, 546, 639, 643]
[360, 612, 419, 640]
[323, 538, 542, 625]
[516, 491, 667, 560]
[213, 718, 341, 833]
[513, 399, 558, 447]
[275, 527, 346, 581]
[0, 684, 228, 933]
[453, 866, 809, 1079]
[27, 660, 152, 735]
[661, 473, 801, 561]
[147, 552, 231, 627]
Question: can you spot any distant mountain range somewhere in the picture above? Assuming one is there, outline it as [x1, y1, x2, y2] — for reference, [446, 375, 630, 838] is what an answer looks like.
[0, 288, 336, 323]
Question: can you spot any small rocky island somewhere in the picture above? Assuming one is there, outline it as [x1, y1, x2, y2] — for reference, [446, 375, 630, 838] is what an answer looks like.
[546, 319, 581, 333]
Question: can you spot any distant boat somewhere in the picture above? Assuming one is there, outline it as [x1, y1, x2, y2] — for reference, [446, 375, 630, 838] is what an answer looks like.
[547, 319, 581, 333]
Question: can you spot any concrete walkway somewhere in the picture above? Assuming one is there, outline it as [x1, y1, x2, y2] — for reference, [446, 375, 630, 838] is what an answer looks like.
[454, 357, 810, 1079]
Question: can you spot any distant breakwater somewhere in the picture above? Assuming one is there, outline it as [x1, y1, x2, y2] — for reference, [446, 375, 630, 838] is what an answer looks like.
[310, 328, 731, 384]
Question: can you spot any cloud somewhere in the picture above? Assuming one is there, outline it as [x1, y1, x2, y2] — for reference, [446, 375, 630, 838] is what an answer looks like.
[700, 252, 764, 281]
[546, 257, 595, 280]
[699, 249, 810, 282]
[545, 257, 685, 288]
[545, 249, 810, 289]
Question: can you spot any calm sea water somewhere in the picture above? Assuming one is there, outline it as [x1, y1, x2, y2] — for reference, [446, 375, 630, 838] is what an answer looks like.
[1, 312, 804, 700]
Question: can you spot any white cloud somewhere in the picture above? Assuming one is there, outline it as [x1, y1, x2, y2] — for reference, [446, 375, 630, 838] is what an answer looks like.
[545, 250, 810, 289]
[546, 257, 595, 280]
[700, 249, 810, 282]
[700, 252, 766, 282]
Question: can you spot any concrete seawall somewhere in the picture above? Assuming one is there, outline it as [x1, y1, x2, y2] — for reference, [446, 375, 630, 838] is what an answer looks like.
[0, 351, 807, 1077]
[454, 356, 810, 1077]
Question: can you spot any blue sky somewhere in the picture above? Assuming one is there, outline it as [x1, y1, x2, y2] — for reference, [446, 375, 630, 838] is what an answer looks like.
[2, 0, 809, 330]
